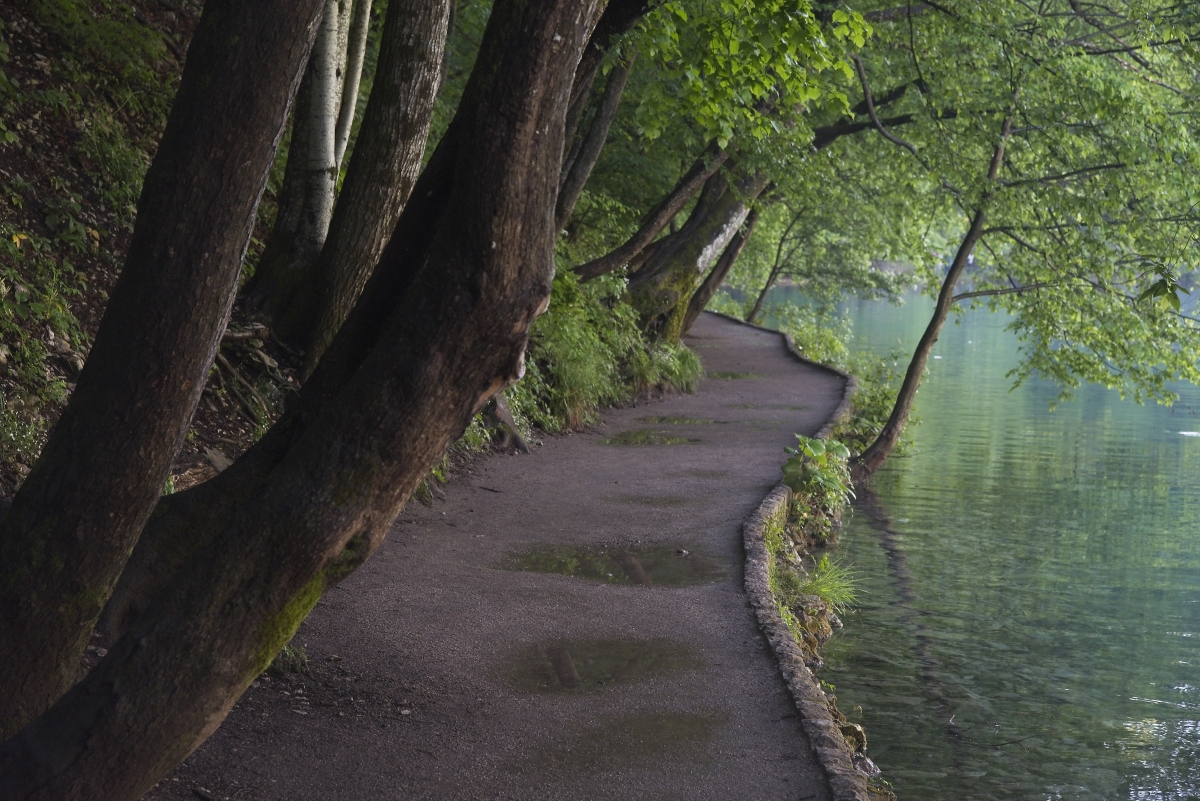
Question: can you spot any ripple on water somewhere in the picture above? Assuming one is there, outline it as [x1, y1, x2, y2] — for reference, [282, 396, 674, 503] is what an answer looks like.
[811, 292, 1200, 801]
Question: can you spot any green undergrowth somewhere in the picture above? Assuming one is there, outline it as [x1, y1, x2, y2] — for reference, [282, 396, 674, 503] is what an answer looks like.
[763, 501, 859, 661]
[0, 1, 186, 474]
[782, 434, 853, 546]
[507, 270, 702, 432]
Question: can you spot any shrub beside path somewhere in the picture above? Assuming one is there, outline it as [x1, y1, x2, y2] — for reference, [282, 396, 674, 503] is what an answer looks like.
[148, 312, 850, 801]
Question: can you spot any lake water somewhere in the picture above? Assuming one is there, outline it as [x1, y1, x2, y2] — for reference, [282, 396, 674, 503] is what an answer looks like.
[786, 291, 1200, 800]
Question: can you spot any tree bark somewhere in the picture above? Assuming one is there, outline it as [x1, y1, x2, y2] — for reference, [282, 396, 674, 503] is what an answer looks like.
[0, 0, 326, 741]
[555, 53, 634, 231]
[0, 0, 606, 797]
[569, 0, 648, 118]
[334, 0, 373, 167]
[300, 0, 452, 374]
[851, 107, 1015, 480]
[629, 166, 770, 343]
[681, 205, 760, 333]
[574, 141, 729, 281]
[294, 0, 353, 288]
[849, 207, 987, 480]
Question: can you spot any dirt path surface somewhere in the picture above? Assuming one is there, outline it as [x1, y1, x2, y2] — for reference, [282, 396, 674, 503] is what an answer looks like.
[146, 313, 849, 801]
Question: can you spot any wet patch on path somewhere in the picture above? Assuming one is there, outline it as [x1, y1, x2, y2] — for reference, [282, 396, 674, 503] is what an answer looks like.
[506, 711, 729, 776]
[501, 543, 727, 587]
[600, 429, 702, 446]
[505, 637, 703, 693]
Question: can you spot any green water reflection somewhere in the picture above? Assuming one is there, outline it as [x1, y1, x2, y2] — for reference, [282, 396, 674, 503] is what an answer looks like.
[801, 292, 1200, 800]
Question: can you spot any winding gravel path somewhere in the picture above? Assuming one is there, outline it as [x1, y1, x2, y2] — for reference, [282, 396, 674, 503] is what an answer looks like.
[147, 312, 849, 801]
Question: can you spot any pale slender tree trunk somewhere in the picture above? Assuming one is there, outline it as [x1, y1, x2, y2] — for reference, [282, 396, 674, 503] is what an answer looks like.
[852, 106, 1016, 480]
[300, 0, 452, 372]
[334, 0, 372, 166]
[0, 0, 606, 798]
[296, 0, 352, 270]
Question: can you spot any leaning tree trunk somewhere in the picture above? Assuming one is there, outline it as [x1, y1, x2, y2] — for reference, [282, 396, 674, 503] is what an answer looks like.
[851, 107, 1014, 480]
[574, 141, 729, 281]
[0, 0, 606, 797]
[680, 205, 760, 333]
[747, 204, 805, 324]
[555, 52, 635, 231]
[629, 166, 770, 343]
[300, 0, 452, 374]
[849, 208, 986, 480]
[0, 0, 326, 741]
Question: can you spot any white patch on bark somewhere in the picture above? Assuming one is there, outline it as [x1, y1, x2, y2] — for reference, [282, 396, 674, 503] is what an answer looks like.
[696, 204, 751, 275]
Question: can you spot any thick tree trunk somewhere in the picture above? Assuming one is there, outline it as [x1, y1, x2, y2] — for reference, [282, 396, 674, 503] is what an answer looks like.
[851, 104, 1015, 481]
[0, 0, 605, 797]
[555, 53, 634, 231]
[300, 0, 452, 374]
[0, 0, 326, 741]
[629, 166, 770, 343]
[574, 142, 729, 281]
[681, 205, 759, 333]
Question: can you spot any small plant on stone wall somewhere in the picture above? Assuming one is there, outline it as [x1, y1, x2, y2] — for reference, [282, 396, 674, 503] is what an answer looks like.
[782, 434, 852, 544]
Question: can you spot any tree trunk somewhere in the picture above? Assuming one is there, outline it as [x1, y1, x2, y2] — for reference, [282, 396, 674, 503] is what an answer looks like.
[851, 105, 1015, 481]
[292, 0, 353, 294]
[300, 0, 452, 374]
[0, 0, 607, 797]
[574, 141, 729, 281]
[849, 208, 986, 480]
[629, 166, 770, 343]
[0, 0, 326, 741]
[242, 0, 353, 338]
[681, 205, 760, 333]
[555, 53, 634, 232]
[334, 0, 373, 167]
[747, 204, 804, 324]
[568, 0, 648, 120]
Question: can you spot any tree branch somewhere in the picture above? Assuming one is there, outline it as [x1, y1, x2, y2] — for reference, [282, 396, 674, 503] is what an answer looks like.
[852, 55, 920, 156]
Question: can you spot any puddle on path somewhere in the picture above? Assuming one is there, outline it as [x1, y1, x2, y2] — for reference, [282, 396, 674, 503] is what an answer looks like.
[637, 415, 717, 425]
[726, 403, 811, 411]
[684, 468, 729, 479]
[600, 429, 701, 446]
[506, 637, 703, 693]
[706, 371, 762, 380]
[604, 494, 692, 508]
[501, 544, 727, 587]
[507, 711, 727, 776]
